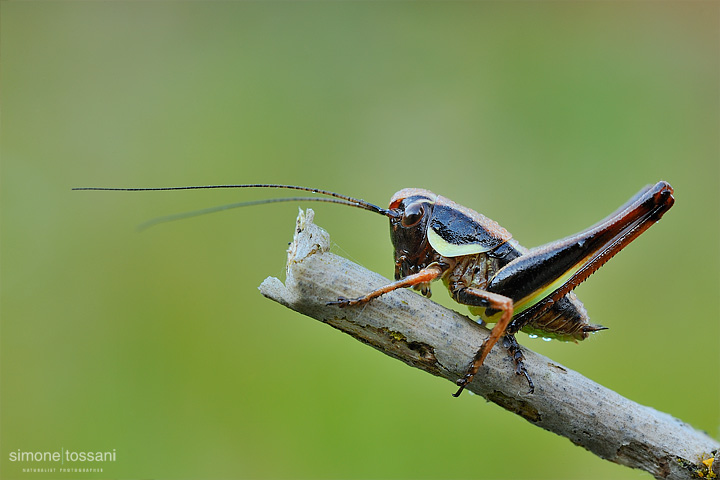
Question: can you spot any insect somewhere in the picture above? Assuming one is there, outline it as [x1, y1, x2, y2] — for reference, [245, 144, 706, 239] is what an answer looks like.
[74, 181, 675, 396]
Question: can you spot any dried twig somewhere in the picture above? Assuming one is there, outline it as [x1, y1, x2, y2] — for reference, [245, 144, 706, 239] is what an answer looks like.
[258, 209, 719, 480]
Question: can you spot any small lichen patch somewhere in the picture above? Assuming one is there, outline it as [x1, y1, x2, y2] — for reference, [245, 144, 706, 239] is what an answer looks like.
[668, 454, 720, 479]
[385, 329, 407, 342]
[699, 454, 717, 479]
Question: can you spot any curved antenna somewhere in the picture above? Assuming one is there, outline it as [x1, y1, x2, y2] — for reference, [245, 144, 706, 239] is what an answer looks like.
[73, 184, 396, 228]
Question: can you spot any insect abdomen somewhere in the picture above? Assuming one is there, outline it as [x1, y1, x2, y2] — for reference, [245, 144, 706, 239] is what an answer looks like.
[517, 292, 605, 342]
[445, 243, 605, 342]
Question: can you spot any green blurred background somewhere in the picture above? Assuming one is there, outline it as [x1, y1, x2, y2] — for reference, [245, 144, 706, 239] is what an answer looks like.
[2, 2, 718, 479]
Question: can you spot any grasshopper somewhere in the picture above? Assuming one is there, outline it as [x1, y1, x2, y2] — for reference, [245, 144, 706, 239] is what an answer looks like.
[74, 181, 674, 396]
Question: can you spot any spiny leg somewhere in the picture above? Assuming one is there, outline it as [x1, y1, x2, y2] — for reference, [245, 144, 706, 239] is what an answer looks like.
[327, 264, 444, 308]
[502, 335, 534, 393]
[451, 287, 513, 397]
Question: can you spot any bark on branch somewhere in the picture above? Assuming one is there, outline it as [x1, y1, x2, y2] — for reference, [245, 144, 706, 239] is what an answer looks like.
[258, 209, 719, 480]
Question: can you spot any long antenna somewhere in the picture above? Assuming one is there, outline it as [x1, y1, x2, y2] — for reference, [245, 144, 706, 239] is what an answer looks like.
[73, 184, 395, 228]
[135, 197, 377, 231]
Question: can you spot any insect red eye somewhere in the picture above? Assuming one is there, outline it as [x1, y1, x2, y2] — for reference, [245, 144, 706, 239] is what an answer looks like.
[401, 202, 425, 227]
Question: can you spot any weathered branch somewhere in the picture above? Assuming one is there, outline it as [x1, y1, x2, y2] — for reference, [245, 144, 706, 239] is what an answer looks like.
[258, 209, 719, 480]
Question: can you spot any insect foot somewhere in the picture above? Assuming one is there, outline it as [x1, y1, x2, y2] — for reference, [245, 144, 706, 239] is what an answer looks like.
[503, 335, 535, 394]
[453, 344, 489, 397]
[452, 376, 472, 397]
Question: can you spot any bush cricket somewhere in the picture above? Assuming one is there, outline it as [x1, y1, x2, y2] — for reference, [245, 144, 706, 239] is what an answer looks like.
[74, 181, 674, 396]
